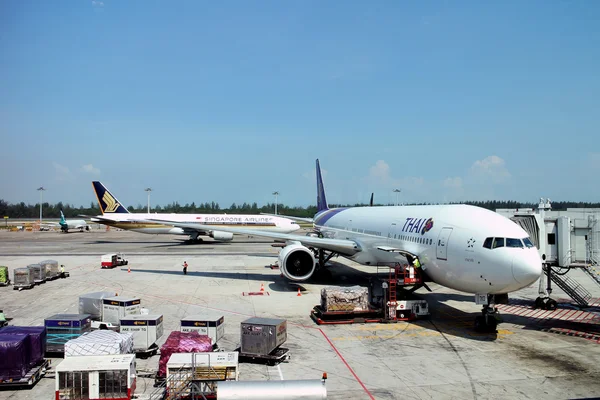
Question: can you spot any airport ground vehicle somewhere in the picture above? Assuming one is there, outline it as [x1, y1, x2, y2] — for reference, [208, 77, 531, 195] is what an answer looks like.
[101, 253, 128, 269]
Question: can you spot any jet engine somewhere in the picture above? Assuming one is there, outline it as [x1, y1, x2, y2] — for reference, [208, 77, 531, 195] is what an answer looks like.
[210, 231, 234, 241]
[278, 243, 316, 282]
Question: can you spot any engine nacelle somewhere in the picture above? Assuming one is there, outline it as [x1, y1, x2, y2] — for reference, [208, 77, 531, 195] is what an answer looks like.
[278, 244, 316, 282]
[210, 231, 234, 241]
[168, 227, 185, 235]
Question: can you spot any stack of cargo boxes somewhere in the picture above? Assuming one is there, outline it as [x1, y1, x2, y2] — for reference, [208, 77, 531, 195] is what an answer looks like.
[101, 296, 141, 326]
[180, 313, 225, 348]
[64, 330, 134, 357]
[39, 260, 60, 281]
[27, 264, 46, 285]
[13, 268, 34, 290]
[0, 326, 49, 387]
[0, 266, 9, 286]
[45, 314, 92, 353]
[120, 315, 163, 354]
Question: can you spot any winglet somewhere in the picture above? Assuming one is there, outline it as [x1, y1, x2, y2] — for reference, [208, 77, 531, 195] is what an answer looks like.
[316, 159, 329, 212]
[92, 181, 130, 214]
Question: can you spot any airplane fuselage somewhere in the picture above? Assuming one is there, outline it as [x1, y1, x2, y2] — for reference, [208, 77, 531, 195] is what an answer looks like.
[60, 219, 88, 232]
[315, 204, 542, 295]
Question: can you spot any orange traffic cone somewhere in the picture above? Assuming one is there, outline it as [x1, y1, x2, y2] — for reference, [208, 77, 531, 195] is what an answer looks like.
[128, 267, 131, 273]
[260, 283, 265, 292]
[297, 288, 302, 297]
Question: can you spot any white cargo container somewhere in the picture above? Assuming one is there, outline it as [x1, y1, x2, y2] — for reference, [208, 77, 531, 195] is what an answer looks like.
[55, 354, 136, 400]
[119, 315, 163, 352]
[167, 352, 239, 384]
[180, 314, 224, 345]
[102, 297, 141, 326]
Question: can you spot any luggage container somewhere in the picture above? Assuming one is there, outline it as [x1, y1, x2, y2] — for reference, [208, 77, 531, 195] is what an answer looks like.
[0, 326, 47, 368]
[180, 314, 224, 345]
[27, 263, 46, 285]
[156, 331, 212, 380]
[65, 330, 134, 357]
[0, 333, 50, 388]
[119, 315, 163, 356]
[40, 260, 60, 280]
[45, 314, 92, 353]
[0, 266, 10, 286]
[55, 354, 136, 400]
[240, 317, 287, 356]
[13, 267, 34, 290]
[79, 291, 117, 320]
[102, 296, 141, 326]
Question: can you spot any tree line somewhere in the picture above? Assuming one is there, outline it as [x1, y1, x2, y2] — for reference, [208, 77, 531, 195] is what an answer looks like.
[1, 199, 600, 219]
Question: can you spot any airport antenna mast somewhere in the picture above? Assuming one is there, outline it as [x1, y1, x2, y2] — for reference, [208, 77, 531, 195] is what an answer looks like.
[272, 191, 279, 215]
[393, 188, 401, 206]
[145, 188, 152, 213]
[37, 186, 46, 225]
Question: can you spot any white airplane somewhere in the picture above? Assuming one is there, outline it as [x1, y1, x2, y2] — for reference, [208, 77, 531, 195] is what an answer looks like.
[86, 181, 300, 242]
[43, 210, 89, 233]
[146, 159, 543, 331]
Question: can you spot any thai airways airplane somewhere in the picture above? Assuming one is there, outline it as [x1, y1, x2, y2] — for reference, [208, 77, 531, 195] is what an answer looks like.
[146, 160, 542, 331]
[87, 182, 300, 242]
[43, 210, 89, 233]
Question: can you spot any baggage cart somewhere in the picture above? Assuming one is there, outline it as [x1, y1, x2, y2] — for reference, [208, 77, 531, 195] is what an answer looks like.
[180, 313, 224, 347]
[238, 317, 289, 365]
[27, 263, 46, 285]
[13, 268, 34, 290]
[44, 314, 92, 353]
[102, 296, 141, 326]
[40, 260, 60, 280]
[0, 266, 10, 286]
[120, 314, 163, 357]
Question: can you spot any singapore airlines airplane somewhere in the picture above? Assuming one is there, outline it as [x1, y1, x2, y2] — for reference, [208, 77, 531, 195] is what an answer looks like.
[146, 160, 542, 331]
[87, 181, 300, 242]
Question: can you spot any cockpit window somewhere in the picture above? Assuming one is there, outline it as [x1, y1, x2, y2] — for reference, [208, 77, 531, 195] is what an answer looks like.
[483, 237, 493, 249]
[523, 237, 535, 248]
[493, 237, 505, 249]
[506, 238, 523, 248]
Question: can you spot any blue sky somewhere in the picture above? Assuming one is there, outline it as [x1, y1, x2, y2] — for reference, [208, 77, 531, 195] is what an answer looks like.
[1, 1, 599, 209]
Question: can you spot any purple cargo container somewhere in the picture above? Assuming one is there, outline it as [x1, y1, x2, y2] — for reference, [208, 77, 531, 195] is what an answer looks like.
[0, 326, 47, 368]
[0, 333, 29, 380]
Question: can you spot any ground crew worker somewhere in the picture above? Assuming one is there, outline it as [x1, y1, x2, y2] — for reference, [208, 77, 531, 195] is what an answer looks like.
[60, 264, 65, 278]
[0, 309, 6, 326]
[183, 261, 188, 275]
[413, 258, 421, 269]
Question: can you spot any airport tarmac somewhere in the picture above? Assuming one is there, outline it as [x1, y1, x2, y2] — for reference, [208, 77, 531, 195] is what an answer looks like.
[1, 229, 600, 400]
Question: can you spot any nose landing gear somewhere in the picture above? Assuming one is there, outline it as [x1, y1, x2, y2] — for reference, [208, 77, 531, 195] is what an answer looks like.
[474, 294, 503, 333]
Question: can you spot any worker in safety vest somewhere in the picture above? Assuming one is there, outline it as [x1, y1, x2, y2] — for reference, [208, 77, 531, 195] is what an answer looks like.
[182, 261, 188, 275]
[60, 264, 65, 278]
[0, 309, 6, 325]
[413, 258, 421, 269]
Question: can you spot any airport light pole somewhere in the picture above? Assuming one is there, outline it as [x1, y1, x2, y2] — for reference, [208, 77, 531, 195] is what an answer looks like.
[37, 187, 46, 224]
[393, 189, 401, 206]
[145, 188, 152, 213]
[272, 191, 279, 215]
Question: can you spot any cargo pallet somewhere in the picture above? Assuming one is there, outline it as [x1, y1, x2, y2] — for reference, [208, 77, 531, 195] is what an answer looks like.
[236, 347, 290, 366]
[0, 280, 10, 287]
[0, 359, 50, 389]
[46, 275, 60, 281]
[34, 279, 46, 285]
[13, 284, 34, 290]
[135, 342, 159, 359]
[310, 305, 385, 325]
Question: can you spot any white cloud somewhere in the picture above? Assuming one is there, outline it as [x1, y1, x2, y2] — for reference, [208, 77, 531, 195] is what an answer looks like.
[470, 155, 511, 183]
[53, 162, 74, 182]
[92, 0, 104, 6]
[81, 164, 101, 175]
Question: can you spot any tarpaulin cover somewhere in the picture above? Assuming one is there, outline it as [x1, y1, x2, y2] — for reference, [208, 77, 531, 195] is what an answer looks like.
[0, 333, 29, 380]
[13, 268, 34, 286]
[321, 286, 370, 312]
[65, 330, 133, 357]
[79, 291, 116, 320]
[0, 326, 46, 368]
[157, 331, 212, 378]
[0, 266, 8, 283]
[40, 260, 59, 278]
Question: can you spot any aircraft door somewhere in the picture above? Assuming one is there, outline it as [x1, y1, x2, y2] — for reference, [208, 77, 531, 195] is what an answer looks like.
[388, 223, 397, 244]
[437, 227, 453, 260]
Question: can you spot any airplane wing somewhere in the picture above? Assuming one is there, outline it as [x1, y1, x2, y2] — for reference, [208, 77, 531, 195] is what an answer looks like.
[260, 213, 314, 223]
[143, 219, 360, 255]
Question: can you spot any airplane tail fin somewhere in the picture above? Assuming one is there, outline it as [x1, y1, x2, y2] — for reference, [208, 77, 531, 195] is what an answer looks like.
[60, 210, 66, 224]
[316, 159, 329, 212]
[92, 181, 130, 214]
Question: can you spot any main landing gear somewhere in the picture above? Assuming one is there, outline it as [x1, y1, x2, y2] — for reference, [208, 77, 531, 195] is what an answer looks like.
[474, 294, 502, 333]
[187, 233, 204, 243]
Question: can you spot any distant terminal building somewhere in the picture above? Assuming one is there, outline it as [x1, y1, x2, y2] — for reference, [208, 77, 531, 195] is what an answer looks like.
[496, 199, 599, 268]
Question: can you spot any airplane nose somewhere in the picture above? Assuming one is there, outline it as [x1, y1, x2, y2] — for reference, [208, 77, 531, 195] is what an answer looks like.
[512, 250, 543, 285]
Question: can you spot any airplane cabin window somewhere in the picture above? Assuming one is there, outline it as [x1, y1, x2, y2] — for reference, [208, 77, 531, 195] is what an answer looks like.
[506, 238, 523, 248]
[493, 237, 505, 249]
[483, 237, 493, 249]
[523, 237, 535, 248]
